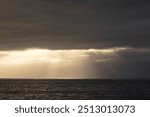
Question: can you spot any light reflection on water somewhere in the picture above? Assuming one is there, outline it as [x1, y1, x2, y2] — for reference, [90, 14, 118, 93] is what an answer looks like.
[0, 79, 149, 99]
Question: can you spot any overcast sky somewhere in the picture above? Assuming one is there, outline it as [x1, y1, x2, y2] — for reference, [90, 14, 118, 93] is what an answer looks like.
[0, 0, 150, 50]
[0, 0, 150, 78]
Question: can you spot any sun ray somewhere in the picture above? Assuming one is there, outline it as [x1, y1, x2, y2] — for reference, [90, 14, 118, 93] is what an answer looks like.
[0, 47, 129, 78]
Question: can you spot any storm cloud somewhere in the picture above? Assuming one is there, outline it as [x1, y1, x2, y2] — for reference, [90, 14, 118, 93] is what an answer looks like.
[0, 0, 150, 50]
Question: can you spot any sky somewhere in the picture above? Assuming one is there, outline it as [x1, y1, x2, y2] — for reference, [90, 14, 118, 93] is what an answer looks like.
[0, 0, 150, 79]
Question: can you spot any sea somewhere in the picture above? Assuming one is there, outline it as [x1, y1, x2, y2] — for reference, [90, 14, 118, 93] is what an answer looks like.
[0, 79, 149, 100]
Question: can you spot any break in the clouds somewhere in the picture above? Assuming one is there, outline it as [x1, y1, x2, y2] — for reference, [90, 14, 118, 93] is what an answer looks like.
[0, 0, 150, 50]
[0, 47, 149, 79]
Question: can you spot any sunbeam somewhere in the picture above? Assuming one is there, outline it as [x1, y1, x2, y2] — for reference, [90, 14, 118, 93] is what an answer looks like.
[0, 48, 128, 78]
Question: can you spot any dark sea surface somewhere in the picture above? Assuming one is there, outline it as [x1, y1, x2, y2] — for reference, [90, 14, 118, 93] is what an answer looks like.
[0, 79, 150, 100]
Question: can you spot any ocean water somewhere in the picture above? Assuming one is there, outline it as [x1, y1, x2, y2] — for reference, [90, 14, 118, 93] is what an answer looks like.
[0, 79, 150, 100]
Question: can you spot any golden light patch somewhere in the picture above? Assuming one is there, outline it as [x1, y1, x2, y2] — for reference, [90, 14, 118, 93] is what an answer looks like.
[0, 48, 128, 78]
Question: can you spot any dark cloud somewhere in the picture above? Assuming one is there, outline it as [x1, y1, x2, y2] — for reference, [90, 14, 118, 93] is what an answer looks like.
[0, 0, 150, 50]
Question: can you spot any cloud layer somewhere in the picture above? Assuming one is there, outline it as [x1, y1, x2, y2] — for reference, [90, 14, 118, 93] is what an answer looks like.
[0, 0, 150, 50]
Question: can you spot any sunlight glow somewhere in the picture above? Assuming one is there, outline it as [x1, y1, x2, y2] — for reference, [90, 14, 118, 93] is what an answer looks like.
[0, 47, 128, 78]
